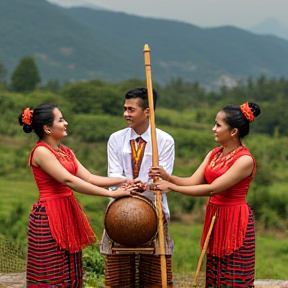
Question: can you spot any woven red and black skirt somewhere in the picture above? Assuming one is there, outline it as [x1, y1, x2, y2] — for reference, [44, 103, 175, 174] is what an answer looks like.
[205, 208, 255, 288]
[26, 204, 83, 288]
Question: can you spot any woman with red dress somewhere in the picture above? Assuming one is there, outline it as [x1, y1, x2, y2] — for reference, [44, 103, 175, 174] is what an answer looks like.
[149, 102, 261, 287]
[19, 104, 133, 288]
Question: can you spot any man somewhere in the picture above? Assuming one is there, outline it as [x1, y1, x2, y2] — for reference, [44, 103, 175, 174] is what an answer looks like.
[100, 87, 175, 287]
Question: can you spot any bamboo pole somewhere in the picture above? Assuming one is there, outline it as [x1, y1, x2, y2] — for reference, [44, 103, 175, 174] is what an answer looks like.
[192, 213, 217, 288]
[143, 44, 167, 288]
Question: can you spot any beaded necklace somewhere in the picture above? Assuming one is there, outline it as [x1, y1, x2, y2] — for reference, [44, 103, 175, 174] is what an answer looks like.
[210, 146, 242, 169]
[40, 141, 72, 162]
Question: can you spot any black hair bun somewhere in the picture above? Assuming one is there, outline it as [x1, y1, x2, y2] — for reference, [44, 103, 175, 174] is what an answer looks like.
[248, 103, 261, 118]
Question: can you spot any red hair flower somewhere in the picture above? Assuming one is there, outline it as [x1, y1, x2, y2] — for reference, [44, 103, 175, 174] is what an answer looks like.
[22, 108, 33, 125]
[240, 102, 254, 122]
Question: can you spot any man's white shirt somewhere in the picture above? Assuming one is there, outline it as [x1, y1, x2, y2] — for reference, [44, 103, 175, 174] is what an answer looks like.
[107, 125, 175, 217]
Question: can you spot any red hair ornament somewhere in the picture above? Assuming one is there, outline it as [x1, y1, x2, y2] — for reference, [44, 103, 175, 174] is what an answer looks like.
[22, 108, 33, 125]
[240, 103, 254, 122]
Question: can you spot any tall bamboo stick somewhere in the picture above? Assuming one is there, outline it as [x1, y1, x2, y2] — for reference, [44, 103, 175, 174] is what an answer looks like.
[192, 213, 217, 287]
[143, 44, 167, 288]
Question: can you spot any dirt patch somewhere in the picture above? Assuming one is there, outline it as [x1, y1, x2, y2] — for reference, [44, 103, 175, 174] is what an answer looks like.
[0, 273, 25, 288]
[0, 273, 288, 288]
[255, 280, 288, 288]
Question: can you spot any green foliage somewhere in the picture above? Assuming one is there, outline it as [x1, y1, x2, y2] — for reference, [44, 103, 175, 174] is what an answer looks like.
[168, 193, 207, 221]
[0, 203, 28, 245]
[113, 79, 147, 95]
[158, 78, 207, 110]
[169, 222, 203, 273]
[0, 91, 69, 138]
[0, 178, 37, 248]
[68, 114, 125, 143]
[255, 232, 288, 279]
[0, 141, 33, 177]
[171, 221, 288, 280]
[11, 56, 41, 92]
[248, 184, 288, 231]
[171, 128, 213, 159]
[1, 76, 288, 280]
[82, 244, 105, 287]
[41, 79, 63, 94]
[61, 80, 125, 117]
[0, 61, 7, 83]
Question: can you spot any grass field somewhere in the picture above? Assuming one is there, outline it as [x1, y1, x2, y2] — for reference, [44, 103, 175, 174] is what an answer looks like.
[1, 177, 288, 280]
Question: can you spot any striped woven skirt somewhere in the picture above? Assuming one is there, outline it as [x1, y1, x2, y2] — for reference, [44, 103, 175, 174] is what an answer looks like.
[206, 208, 255, 288]
[26, 204, 83, 288]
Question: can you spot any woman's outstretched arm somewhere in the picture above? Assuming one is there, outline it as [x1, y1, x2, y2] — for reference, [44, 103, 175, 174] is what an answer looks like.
[154, 155, 253, 197]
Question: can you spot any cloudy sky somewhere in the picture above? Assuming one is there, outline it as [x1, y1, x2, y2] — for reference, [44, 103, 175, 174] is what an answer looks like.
[47, 0, 288, 29]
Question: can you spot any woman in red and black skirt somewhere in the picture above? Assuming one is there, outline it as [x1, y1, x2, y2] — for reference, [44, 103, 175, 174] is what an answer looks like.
[150, 102, 261, 287]
[19, 104, 133, 288]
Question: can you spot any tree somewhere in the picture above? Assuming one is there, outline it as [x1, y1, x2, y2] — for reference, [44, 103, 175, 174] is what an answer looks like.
[0, 62, 7, 83]
[0, 62, 8, 90]
[42, 79, 62, 93]
[61, 80, 123, 116]
[11, 56, 41, 92]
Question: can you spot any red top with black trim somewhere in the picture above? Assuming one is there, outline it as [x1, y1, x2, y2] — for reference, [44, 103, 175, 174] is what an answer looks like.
[29, 141, 96, 252]
[201, 146, 256, 257]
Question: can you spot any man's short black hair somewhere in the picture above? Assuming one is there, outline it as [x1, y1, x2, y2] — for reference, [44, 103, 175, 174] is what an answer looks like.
[125, 87, 158, 110]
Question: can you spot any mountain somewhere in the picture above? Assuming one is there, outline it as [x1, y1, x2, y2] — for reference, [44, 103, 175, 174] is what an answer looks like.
[249, 18, 288, 40]
[0, 0, 133, 83]
[1, 0, 288, 88]
[48, 0, 106, 11]
[75, 3, 106, 10]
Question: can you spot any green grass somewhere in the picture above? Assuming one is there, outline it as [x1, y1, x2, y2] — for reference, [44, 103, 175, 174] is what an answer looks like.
[0, 177, 38, 215]
[169, 221, 288, 279]
[1, 177, 288, 280]
[169, 222, 203, 273]
[255, 232, 288, 279]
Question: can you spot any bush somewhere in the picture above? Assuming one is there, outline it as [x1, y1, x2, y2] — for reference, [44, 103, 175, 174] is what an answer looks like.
[82, 243, 105, 287]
